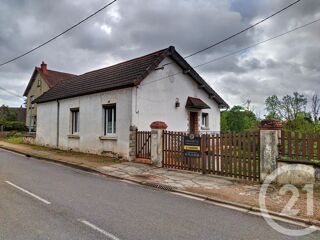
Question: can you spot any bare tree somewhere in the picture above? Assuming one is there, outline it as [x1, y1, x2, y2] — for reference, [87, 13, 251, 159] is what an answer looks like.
[243, 99, 255, 112]
[311, 93, 320, 123]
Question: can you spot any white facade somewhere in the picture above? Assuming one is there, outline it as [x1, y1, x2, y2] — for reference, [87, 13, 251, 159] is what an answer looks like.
[132, 58, 220, 132]
[36, 57, 222, 159]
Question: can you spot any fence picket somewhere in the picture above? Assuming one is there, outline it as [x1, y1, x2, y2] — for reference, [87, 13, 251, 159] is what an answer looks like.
[278, 131, 320, 164]
[161, 130, 260, 181]
[252, 132, 257, 181]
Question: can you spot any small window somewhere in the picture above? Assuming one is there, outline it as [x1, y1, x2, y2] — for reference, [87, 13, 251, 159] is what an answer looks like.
[201, 112, 209, 128]
[104, 105, 116, 135]
[37, 78, 41, 87]
[30, 95, 35, 108]
[71, 108, 79, 134]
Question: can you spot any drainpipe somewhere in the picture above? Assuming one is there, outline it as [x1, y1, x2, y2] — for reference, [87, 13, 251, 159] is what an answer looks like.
[29, 105, 32, 133]
[56, 100, 60, 148]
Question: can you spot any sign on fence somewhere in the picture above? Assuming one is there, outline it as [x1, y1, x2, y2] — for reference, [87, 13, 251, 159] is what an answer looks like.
[183, 134, 201, 158]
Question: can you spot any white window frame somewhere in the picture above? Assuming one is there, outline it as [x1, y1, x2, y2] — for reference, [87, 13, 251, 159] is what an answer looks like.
[70, 108, 79, 134]
[104, 105, 116, 135]
[201, 112, 209, 128]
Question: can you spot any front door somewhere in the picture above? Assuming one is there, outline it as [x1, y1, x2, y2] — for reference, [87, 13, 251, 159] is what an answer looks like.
[189, 112, 198, 134]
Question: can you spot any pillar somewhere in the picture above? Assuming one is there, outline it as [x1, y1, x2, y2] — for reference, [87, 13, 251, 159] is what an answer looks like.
[150, 121, 168, 167]
[260, 119, 282, 181]
[128, 125, 137, 161]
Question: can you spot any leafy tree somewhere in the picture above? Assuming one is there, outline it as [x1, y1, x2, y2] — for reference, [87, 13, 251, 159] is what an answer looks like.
[265, 95, 281, 119]
[264, 92, 307, 122]
[289, 92, 307, 119]
[0, 105, 16, 122]
[221, 105, 257, 132]
[284, 112, 314, 133]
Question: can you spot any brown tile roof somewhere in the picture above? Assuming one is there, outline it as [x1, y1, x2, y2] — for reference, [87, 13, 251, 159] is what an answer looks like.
[37, 68, 77, 88]
[23, 67, 76, 96]
[35, 46, 229, 108]
[186, 97, 210, 109]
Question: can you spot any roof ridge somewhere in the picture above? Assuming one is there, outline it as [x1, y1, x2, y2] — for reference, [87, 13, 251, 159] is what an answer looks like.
[35, 67, 76, 76]
[73, 47, 170, 78]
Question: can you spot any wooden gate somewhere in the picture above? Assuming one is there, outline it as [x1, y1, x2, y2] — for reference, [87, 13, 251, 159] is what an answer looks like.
[136, 130, 151, 159]
[163, 131, 260, 181]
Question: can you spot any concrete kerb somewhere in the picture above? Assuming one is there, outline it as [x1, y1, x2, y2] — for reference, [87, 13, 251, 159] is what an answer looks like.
[1, 145, 319, 229]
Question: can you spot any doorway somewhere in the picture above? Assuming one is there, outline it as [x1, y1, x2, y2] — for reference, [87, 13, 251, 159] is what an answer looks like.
[189, 112, 198, 133]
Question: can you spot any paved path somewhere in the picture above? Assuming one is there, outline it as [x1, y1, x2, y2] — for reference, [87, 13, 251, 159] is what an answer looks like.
[101, 162, 235, 189]
[0, 148, 319, 240]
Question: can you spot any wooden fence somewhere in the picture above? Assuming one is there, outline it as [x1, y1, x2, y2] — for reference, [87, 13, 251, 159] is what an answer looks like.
[136, 131, 151, 159]
[279, 131, 320, 164]
[163, 131, 260, 181]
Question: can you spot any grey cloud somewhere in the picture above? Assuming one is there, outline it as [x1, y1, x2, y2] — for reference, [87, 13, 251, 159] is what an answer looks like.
[0, 0, 319, 114]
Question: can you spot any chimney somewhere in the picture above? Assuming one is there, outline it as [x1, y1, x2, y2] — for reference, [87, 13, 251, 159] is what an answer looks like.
[40, 61, 47, 74]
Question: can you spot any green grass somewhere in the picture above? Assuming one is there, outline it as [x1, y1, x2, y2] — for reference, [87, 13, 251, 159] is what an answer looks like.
[5, 136, 23, 144]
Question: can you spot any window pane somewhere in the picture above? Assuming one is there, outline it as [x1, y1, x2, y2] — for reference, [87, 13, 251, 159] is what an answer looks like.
[75, 111, 79, 132]
[107, 108, 112, 133]
[71, 109, 79, 134]
[202, 113, 208, 127]
[113, 107, 116, 133]
[104, 106, 116, 134]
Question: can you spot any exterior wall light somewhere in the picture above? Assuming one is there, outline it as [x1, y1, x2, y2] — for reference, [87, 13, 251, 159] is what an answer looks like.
[175, 98, 180, 108]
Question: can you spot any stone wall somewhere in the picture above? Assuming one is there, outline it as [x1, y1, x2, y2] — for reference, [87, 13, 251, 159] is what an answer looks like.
[23, 134, 36, 145]
[277, 162, 316, 186]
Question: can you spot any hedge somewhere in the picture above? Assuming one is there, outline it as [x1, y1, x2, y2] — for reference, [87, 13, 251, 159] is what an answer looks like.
[0, 121, 27, 131]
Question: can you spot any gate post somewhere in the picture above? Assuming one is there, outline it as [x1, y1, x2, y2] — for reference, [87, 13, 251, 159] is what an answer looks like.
[150, 121, 168, 167]
[129, 125, 138, 161]
[259, 120, 282, 181]
[201, 134, 207, 174]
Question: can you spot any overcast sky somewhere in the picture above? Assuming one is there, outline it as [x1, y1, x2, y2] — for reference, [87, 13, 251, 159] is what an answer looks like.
[0, 0, 319, 116]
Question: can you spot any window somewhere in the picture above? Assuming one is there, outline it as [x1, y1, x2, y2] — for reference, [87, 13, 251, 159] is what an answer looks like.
[30, 95, 35, 108]
[104, 105, 116, 135]
[71, 108, 79, 134]
[201, 112, 209, 128]
[37, 78, 41, 87]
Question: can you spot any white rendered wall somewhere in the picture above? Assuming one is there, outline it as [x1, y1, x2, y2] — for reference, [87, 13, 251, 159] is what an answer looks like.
[132, 57, 221, 132]
[36, 88, 132, 158]
[36, 101, 58, 147]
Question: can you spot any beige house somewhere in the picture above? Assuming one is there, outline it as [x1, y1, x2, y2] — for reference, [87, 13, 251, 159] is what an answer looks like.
[23, 62, 76, 131]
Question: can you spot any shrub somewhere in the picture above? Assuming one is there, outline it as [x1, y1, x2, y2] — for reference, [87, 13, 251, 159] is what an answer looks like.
[0, 121, 27, 131]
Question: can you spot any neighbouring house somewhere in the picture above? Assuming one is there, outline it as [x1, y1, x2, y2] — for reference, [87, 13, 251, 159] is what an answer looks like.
[23, 62, 76, 131]
[34, 46, 228, 159]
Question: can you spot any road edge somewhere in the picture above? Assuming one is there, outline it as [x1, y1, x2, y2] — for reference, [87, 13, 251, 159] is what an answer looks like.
[1, 145, 319, 228]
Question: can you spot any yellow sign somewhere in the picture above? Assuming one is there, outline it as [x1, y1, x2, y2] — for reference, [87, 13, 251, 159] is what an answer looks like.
[184, 145, 201, 151]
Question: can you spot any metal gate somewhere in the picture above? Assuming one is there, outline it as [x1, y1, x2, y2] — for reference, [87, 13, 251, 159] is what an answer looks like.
[136, 130, 151, 159]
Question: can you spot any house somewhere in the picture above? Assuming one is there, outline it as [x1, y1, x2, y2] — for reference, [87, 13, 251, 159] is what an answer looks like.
[34, 46, 228, 159]
[23, 62, 76, 131]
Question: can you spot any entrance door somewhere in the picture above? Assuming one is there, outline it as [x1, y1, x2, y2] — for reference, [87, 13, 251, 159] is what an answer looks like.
[189, 112, 198, 133]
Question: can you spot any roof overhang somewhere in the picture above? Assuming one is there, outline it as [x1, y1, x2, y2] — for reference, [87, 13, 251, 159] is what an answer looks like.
[167, 47, 229, 109]
[185, 97, 210, 109]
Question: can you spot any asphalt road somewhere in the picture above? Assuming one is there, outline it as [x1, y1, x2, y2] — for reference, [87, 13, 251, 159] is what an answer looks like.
[0, 148, 319, 240]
